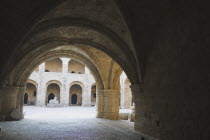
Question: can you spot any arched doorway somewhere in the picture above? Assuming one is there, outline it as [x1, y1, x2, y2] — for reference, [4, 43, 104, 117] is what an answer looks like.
[24, 93, 28, 104]
[46, 82, 61, 105]
[25, 81, 37, 105]
[48, 93, 55, 103]
[71, 94, 77, 104]
[69, 84, 83, 106]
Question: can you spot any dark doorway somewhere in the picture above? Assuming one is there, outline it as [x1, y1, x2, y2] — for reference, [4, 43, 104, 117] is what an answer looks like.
[48, 93, 55, 103]
[24, 93, 28, 104]
[71, 94, 77, 104]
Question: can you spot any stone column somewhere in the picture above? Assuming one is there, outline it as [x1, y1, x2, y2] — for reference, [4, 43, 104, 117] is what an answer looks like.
[16, 87, 26, 113]
[36, 63, 46, 106]
[0, 86, 19, 115]
[60, 78, 69, 106]
[82, 83, 91, 107]
[60, 58, 70, 73]
[85, 66, 90, 74]
[96, 89, 104, 118]
[130, 84, 143, 131]
[36, 82, 46, 106]
[39, 62, 45, 73]
[103, 89, 120, 120]
[60, 58, 70, 106]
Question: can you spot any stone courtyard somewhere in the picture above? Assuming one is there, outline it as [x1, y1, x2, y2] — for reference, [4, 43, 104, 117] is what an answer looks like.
[0, 106, 142, 140]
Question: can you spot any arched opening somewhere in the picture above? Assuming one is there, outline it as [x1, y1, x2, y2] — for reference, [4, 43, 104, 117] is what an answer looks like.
[25, 82, 37, 105]
[45, 58, 62, 72]
[120, 72, 132, 109]
[71, 94, 77, 104]
[46, 83, 61, 105]
[24, 93, 28, 104]
[48, 93, 55, 103]
[0, 1, 145, 139]
[69, 84, 82, 106]
[1, 1, 141, 137]
[68, 60, 85, 74]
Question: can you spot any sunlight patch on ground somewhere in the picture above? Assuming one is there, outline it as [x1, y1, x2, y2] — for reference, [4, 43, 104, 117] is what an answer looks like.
[23, 106, 96, 120]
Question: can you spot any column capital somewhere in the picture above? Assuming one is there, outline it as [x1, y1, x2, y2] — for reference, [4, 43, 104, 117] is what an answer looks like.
[85, 66, 90, 74]
[39, 62, 45, 73]
[60, 58, 71, 64]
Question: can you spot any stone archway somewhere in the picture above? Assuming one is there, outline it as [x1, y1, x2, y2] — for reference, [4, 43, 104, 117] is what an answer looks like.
[1, 1, 141, 123]
[69, 83, 83, 106]
[25, 82, 37, 105]
[46, 83, 61, 105]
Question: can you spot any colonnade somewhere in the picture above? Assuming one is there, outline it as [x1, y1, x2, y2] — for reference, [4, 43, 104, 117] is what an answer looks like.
[28, 58, 94, 107]
[0, 57, 138, 121]
[0, 84, 141, 123]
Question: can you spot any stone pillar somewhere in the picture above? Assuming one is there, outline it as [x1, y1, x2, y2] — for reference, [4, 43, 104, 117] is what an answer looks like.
[130, 84, 143, 131]
[36, 82, 46, 106]
[60, 58, 70, 106]
[36, 64, 46, 106]
[96, 89, 104, 118]
[85, 66, 90, 74]
[60, 58, 70, 73]
[82, 83, 91, 107]
[60, 78, 69, 106]
[103, 89, 120, 120]
[16, 87, 26, 113]
[0, 86, 19, 115]
[39, 62, 45, 73]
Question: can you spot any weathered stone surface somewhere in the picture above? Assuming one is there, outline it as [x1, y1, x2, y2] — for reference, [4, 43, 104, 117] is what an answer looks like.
[9, 109, 24, 120]
[0, 1, 209, 140]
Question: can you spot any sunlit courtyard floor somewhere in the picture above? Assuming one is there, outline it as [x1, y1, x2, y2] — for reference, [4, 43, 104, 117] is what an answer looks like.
[0, 106, 142, 140]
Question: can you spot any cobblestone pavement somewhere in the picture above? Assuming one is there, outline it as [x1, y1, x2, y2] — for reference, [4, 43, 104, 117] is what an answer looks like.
[0, 106, 143, 140]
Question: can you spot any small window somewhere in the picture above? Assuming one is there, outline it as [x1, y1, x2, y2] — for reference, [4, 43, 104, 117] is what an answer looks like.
[71, 71, 75, 73]
[45, 70, 49, 72]
[78, 72, 81, 74]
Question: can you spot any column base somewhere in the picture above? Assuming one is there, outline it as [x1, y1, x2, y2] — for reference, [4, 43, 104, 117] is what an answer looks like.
[103, 113, 119, 120]
[96, 112, 103, 118]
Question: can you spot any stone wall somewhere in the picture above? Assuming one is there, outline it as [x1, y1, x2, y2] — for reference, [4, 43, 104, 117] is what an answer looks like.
[134, 15, 210, 139]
